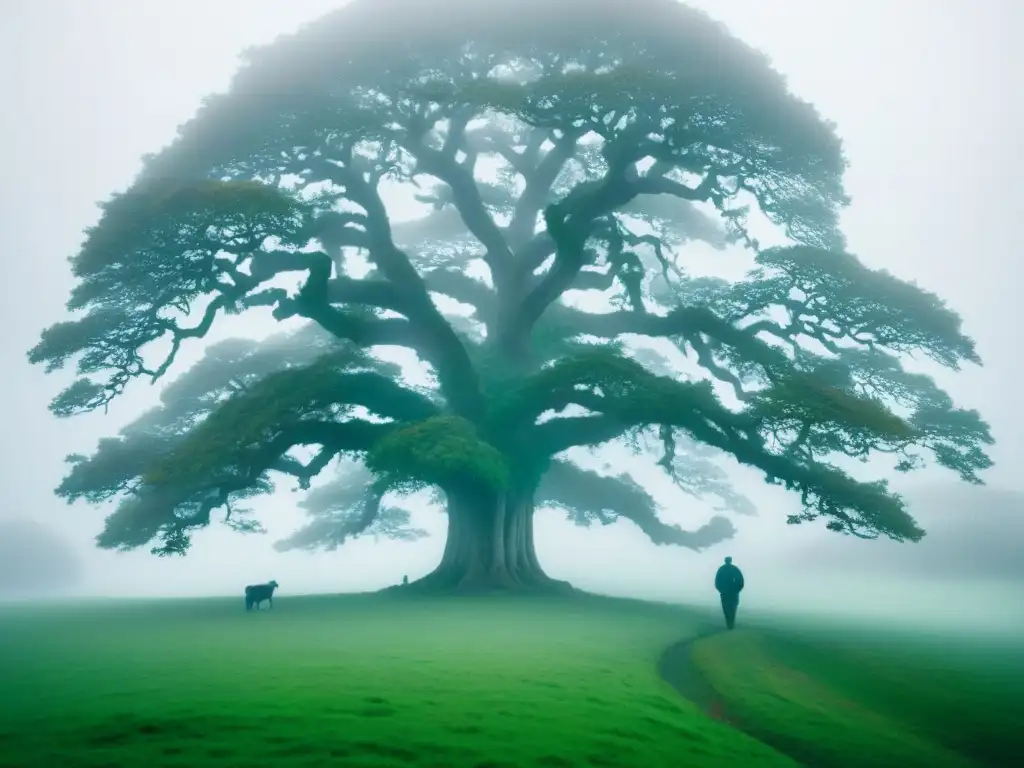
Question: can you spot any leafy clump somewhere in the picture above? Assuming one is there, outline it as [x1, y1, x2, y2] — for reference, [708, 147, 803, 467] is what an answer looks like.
[145, 349, 434, 490]
[367, 415, 509, 493]
[144, 353, 356, 487]
[751, 372, 916, 443]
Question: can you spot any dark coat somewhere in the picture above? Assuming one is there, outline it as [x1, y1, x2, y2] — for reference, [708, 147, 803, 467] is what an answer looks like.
[714, 564, 744, 596]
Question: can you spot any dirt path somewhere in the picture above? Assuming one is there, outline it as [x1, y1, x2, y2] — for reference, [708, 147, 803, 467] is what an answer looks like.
[657, 628, 805, 766]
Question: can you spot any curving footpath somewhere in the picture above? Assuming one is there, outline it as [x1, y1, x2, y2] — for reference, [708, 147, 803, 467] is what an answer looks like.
[657, 628, 805, 766]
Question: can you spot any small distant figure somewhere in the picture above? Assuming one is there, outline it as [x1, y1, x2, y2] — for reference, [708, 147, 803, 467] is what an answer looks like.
[401, 575, 409, 587]
[245, 580, 279, 611]
[714, 557, 744, 630]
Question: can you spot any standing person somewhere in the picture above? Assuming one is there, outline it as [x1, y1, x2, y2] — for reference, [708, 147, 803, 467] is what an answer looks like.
[714, 556, 744, 630]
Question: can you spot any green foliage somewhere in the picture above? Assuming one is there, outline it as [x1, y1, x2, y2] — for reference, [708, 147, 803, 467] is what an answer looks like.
[147, 352, 351, 487]
[367, 416, 509, 493]
[92, 470, 276, 556]
[752, 246, 980, 367]
[791, 348, 994, 482]
[56, 326, 358, 503]
[460, 62, 844, 248]
[146, 350, 436, 489]
[28, 180, 313, 414]
[54, 325, 433, 555]
[71, 180, 305, 292]
[503, 345, 728, 428]
[156, 328, 339, 407]
[749, 371, 916, 449]
[515, 347, 933, 540]
[58, 435, 175, 504]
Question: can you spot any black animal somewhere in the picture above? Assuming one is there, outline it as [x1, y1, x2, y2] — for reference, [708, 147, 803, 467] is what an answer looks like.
[244, 580, 279, 611]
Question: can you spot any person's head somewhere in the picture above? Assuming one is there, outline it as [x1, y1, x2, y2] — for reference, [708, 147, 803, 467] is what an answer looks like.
[724, 556, 732, 565]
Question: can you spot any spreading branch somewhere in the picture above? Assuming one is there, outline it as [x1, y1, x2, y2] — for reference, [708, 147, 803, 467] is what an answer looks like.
[407, 123, 516, 289]
[538, 459, 735, 550]
[274, 461, 429, 552]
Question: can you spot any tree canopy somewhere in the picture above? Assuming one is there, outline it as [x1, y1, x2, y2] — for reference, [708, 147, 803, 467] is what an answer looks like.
[30, 0, 993, 587]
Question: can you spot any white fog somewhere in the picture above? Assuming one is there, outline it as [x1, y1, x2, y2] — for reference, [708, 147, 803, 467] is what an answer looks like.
[1, 0, 1021, 637]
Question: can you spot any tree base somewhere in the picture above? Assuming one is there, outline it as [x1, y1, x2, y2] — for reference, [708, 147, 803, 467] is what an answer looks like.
[378, 490, 575, 597]
[381, 565, 575, 596]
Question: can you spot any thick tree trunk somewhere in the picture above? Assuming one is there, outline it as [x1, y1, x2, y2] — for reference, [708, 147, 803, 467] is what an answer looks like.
[403, 489, 574, 594]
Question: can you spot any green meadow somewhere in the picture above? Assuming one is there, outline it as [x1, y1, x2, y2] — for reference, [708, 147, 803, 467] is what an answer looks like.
[0, 592, 1020, 767]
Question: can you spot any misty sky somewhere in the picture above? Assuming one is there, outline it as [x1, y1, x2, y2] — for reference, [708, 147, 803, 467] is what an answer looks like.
[1, 1, 1021, 625]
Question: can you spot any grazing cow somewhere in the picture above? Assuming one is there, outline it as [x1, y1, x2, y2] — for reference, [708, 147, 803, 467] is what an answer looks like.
[245, 580, 279, 611]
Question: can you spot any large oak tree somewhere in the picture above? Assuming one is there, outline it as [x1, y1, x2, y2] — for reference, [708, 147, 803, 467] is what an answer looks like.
[31, 0, 993, 592]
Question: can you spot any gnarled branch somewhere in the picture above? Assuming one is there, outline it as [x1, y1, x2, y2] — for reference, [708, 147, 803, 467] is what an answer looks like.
[538, 459, 735, 550]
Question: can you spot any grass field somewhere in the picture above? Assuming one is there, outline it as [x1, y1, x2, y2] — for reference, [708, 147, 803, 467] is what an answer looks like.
[0, 592, 1020, 768]
[690, 624, 1024, 767]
